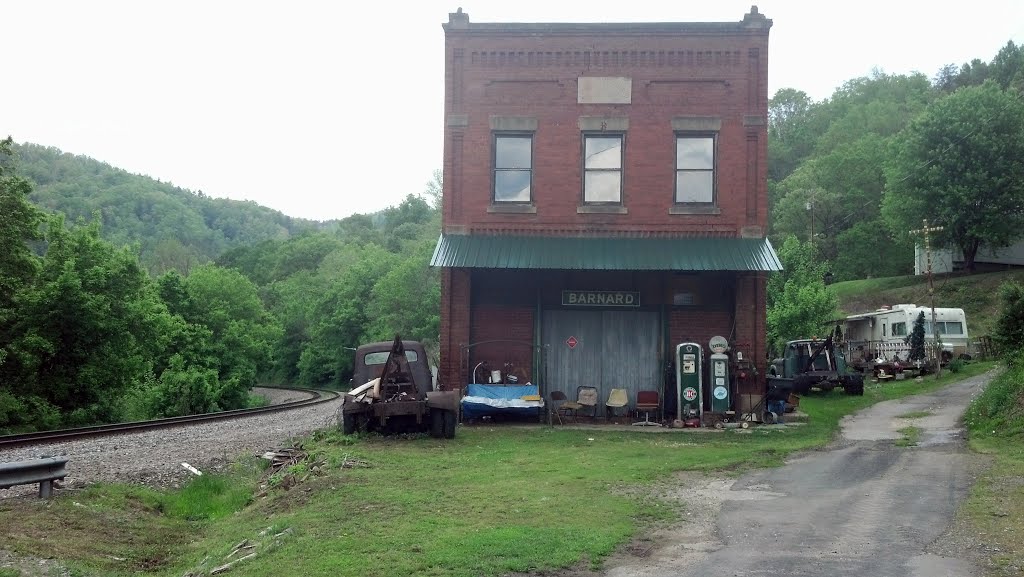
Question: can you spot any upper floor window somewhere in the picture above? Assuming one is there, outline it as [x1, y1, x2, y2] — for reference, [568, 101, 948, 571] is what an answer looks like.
[675, 135, 715, 204]
[583, 135, 623, 203]
[493, 135, 532, 203]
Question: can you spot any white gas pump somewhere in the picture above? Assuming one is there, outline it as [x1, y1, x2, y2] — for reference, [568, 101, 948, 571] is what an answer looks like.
[708, 336, 730, 414]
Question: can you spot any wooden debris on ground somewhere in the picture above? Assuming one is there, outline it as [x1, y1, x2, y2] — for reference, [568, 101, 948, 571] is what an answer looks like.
[181, 527, 295, 576]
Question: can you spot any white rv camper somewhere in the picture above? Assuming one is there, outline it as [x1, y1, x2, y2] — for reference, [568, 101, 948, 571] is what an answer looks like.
[842, 304, 969, 368]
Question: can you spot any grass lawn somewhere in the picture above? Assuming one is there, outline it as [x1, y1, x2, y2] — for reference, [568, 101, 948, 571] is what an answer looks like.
[0, 361, 997, 577]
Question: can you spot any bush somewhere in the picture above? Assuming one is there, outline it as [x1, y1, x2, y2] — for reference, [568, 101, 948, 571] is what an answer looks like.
[993, 281, 1024, 356]
[0, 391, 61, 434]
[947, 357, 965, 373]
[964, 362, 1024, 438]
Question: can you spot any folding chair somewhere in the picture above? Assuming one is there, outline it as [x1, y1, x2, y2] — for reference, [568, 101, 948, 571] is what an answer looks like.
[576, 386, 599, 421]
[633, 390, 661, 426]
[605, 388, 628, 423]
[549, 390, 580, 424]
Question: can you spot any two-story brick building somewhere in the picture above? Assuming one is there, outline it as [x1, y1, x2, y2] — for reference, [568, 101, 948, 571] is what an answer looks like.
[431, 7, 780, 417]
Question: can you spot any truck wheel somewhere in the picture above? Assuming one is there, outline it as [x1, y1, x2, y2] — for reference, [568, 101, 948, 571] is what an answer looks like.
[845, 385, 864, 396]
[430, 408, 444, 438]
[342, 411, 358, 435]
[442, 410, 457, 439]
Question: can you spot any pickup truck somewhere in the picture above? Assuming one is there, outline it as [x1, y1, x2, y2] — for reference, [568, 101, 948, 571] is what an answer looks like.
[339, 336, 460, 438]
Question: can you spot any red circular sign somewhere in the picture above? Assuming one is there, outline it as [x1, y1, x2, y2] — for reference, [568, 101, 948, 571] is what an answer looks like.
[566, 336, 578, 349]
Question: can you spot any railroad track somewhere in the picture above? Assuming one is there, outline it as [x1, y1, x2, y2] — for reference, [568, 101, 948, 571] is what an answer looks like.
[0, 387, 340, 450]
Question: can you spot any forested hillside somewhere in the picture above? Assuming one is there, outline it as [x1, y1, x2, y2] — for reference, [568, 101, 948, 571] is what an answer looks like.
[1, 135, 442, 433]
[764, 40, 1024, 351]
[767, 41, 1024, 281]
[13, 142, 319, 275]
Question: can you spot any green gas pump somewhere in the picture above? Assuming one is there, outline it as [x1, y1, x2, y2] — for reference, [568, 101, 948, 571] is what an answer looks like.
[709, 336, 730, 413]
[675, 342, 703, 423]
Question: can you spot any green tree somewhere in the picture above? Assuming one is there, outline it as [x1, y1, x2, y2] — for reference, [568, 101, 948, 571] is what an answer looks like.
[905, 311, 927, 362]
[0, 137, 43, 320]
[766, 236, 839, 355]
[993, 281, 1024, 356]
[176, 265, 282, 407]
[882, 81, 1024, 272]
[365, 238, 440, 343]
[298, 245, 397, 388]
[768, 88, 818, 182]
[3, 215, 175, 425]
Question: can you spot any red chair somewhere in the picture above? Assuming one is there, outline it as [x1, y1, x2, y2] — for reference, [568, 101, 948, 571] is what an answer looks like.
[632, 390, 660, 426]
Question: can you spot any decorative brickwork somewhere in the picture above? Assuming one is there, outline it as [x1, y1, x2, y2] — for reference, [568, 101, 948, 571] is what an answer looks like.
[437, 8, 773, 393]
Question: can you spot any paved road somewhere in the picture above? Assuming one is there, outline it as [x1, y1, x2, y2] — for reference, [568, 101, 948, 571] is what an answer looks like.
[607, 370, 992, 577]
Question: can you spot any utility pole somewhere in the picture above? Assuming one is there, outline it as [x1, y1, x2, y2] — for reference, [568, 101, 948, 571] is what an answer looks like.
[806, 200, 814, 246]
[910, 219, 944, 377]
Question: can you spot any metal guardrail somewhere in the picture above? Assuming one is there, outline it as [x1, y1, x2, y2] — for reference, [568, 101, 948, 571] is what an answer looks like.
[0, 456, 69, 497]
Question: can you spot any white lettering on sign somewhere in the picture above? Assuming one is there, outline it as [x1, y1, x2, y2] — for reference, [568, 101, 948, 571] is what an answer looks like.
[562, 291, 639, 307]
[683, 387, 698, 402]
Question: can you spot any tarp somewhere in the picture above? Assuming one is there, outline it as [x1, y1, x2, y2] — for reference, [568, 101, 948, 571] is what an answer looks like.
[461, 384, 545, 420]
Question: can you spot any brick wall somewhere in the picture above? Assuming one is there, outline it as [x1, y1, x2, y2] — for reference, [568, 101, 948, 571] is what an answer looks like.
[468, 305, 535, 385]
[438, 8, 773, 395]
[441, 10, 771, 238]
[439, 268, 472, 390]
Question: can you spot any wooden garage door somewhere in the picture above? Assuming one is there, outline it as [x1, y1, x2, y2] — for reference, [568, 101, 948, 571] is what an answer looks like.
[542, 309, 660, 411]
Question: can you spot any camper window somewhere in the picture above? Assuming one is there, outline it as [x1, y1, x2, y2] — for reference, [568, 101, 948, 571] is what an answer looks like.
[943, 321, 964, 335]
[892, 322, 907, 337]
[883, 324, 887, 337]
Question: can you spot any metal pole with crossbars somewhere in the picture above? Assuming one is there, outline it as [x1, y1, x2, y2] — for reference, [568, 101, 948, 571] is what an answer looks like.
[910, 219, 944, 377]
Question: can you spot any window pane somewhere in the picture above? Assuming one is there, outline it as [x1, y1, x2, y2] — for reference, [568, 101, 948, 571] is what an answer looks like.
[496, 137, 532, 169]
[675, 171, 713, 203]
[495, 170, 531, 202]
[584, 171, 621, 202]
[676, 137, 713, 169]
[363, 350, 418, 365]
[943, 322, 963, 335]
[585, 137, 621, 169]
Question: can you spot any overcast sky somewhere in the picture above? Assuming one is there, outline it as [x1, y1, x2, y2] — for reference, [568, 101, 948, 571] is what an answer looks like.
[4, 1, 1023, 221]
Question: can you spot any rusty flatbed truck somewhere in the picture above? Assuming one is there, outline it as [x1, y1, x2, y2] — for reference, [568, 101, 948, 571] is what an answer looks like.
[340, 335, 460, 438]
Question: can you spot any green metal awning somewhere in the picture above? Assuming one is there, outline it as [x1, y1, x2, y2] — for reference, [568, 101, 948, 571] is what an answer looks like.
[430, 234, 782, 271]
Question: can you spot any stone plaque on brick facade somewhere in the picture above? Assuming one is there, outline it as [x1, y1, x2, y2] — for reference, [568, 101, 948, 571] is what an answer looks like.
[577, 77, 632, 104]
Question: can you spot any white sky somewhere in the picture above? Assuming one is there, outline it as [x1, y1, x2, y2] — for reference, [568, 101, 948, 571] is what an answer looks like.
[3, 1, 1022, 221]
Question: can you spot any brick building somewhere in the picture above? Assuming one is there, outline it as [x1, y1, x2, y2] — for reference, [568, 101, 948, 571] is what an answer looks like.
[431, 7, 780, 416]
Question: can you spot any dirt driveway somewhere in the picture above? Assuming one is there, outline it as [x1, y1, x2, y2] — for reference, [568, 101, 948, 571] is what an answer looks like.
[595, 370, 994, 577]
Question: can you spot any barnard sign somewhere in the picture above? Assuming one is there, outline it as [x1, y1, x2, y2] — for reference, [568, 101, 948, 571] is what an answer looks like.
[562, 290, 640, 307]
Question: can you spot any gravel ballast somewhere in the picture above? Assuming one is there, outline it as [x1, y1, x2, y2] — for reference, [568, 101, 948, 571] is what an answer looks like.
[0, 388, 342, 499]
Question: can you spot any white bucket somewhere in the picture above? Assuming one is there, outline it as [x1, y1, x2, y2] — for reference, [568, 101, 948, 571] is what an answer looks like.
[490, 370, 502, 384]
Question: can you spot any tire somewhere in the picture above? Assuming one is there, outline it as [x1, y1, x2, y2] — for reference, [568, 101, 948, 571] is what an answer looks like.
[844, 384, 864, 396]
[442, 410, 457, 439]
[342, 410, 358, 435]
[430, 408, 444, 438]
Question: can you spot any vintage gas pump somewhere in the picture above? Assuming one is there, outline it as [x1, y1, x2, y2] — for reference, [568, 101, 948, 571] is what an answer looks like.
[675, 342, 703, 426]
[708, 336, 731, 414]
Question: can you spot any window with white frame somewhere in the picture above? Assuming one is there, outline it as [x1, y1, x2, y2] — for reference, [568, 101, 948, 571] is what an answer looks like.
[493, 135, 533, 203]
[583, 135, 623, 203]
[675, 135, 715, 204]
